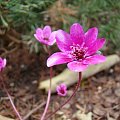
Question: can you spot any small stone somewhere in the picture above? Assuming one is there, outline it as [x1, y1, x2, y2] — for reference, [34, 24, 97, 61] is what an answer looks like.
[20, 64, 25, 68]
[20, 64, 27, 71]
[56, 111, 64, 115]
[10, 82, 14, 87]
[32, 80, 38, 84]
[97, 86, 102, 93]
[109, 69, 114, 73]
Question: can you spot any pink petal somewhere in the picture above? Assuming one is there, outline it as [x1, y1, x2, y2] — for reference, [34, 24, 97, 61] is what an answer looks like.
[43, 26, 51, 38]
[56, 84, 67, 92]
[60, 83, 67, 90]
[34, 28, 43, 41]
[83, 55, 106, 65]
[86, 38, 106, 56]
[34, 34, 42, 42]
[0, 58, 6, 71]
[34, 34, 49, 45]
[58, 92, 67, 96]
[70, 23, 84, 45]
[85, 27, 98, 46]
[56, 30, 72, 52]
[48, 31, 57, 45]
[3, 58, 7, 68]
[36, 28, 43, 37]
[40, 40, 50, 45]
[67, 61, 88, 72]
[57, 90, 67, 96]
[47, 52, 72, 67]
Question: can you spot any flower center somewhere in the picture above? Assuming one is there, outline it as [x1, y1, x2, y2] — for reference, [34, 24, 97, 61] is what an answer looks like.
[0, 61, 3, 66]
[44, 37, 49, 41]
[60, 88, 65, 94]
[70, 44, 86, 61]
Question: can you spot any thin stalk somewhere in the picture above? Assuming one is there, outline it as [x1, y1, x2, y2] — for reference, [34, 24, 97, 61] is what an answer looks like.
[45, 72, 82, 120]
[0, 73, 23, 120]
[40, 46, 52, 120]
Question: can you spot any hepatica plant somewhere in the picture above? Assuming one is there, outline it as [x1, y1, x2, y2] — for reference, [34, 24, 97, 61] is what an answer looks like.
[47, 23, 106, 72]
[34, 23, 106, 120]
[0, 23, 106, 120]
[34, 25, 56, 46]
[34, 25, 57, 120]
[43, 23, 106, 120]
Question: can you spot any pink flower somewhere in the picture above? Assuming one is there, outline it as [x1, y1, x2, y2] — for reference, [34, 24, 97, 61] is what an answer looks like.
[47, 23, 106, 72]
[0, 57, 6, 71]
[34, 25, 56, 46]
[56, 83, 67, 96]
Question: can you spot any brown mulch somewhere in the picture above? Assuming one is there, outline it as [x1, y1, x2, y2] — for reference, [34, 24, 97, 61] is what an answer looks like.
[0, 47, 120, 120]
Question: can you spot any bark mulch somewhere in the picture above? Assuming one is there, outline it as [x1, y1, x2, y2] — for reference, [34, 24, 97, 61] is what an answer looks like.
[0, 48, 120, 120]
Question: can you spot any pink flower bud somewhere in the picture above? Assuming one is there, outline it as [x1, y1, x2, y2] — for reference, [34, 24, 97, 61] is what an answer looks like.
[56, 83, 67, 96]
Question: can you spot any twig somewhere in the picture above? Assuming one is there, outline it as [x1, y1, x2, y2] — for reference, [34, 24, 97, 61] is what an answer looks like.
[6, 34, 22, 44]
[23, 102, 46, 120]
[1, 46, 18, 57]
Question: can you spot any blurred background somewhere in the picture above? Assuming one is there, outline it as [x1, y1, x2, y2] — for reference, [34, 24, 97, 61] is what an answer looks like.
[0, 0, 120, 120]
[0, 0, 120, 54]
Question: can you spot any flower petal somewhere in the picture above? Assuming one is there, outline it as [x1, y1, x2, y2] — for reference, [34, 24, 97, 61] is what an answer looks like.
[43, 26, 51, 38]
[56, 30, 73, 52]
[0, 58, 6, 71]
[70, 23, 84, 45]
[60, 83, 67, 90]
[83, 55, 106, 65]
[48, 31, 57, 45]
[67, 61, 88, 72]
[86, 38, 106, 56]
[34, 34, 50, 45]
[34, 28, 44, 41]
[85, 27, 98, 46]
[47, 52, 72, 67]
[34, 34, 42, 42]
[36, 28, 43, 37]
[3, 58, 7, 68]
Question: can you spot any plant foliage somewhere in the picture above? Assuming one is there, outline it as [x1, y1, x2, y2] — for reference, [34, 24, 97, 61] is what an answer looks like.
[0, 0, 120, 52]
[0, 0, 55, 52]
[66, 0, 120, 50]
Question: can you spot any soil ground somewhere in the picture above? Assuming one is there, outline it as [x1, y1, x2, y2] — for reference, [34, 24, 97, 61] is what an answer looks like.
[0, 47, 120, 120]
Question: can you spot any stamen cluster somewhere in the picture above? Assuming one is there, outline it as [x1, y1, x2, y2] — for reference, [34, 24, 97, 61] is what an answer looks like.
[70, 44, 87, 61]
